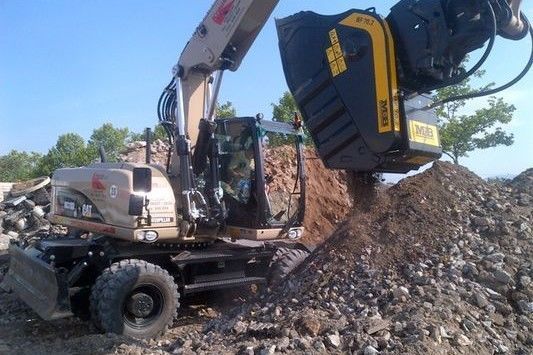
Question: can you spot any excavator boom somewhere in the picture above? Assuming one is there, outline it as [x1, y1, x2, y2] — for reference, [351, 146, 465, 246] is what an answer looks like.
[163, 0, 531, 226]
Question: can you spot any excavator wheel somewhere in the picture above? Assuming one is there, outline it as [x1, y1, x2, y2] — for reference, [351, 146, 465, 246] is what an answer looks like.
[268, 248, 310, 286]
[89, 259, 179, 339]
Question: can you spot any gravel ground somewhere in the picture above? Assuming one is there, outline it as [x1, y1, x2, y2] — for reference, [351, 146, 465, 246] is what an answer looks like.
[0, 163, 531, 354]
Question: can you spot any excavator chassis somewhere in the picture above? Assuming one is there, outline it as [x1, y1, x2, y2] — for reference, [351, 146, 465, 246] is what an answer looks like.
[4, 236, 305, 321]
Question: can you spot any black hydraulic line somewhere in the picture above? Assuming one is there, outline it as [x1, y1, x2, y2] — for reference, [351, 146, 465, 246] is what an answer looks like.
[429, 14, 532, 109]
[447, 1, 497, 86]
[157, 78, 174, 122]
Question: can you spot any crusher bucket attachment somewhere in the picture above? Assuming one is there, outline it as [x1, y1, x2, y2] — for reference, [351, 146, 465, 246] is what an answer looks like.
[276, 10, 442, 173]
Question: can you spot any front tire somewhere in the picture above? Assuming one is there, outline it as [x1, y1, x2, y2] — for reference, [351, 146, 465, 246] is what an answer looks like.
[90, 259, 179, 339]
[269, 248, 309, 286]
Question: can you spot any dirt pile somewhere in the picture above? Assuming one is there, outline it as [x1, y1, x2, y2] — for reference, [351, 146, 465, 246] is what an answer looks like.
[191, 162, 533, 354]
[263, 146, 351, 245]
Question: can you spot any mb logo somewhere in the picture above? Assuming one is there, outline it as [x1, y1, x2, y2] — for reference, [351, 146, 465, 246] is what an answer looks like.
[415, 125, 434, 139]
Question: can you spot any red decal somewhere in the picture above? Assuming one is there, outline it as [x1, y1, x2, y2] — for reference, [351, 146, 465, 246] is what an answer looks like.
[91, 173, 105, 190]
[212, 0, 234, 25]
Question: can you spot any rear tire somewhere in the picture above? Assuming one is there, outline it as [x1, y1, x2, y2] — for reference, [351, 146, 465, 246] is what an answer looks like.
[90, 259, 179, 339]
[269, 248, 309, 286]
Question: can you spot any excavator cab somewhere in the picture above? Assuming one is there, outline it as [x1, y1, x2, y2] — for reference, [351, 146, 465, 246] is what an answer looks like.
[214, 117, 306, 240]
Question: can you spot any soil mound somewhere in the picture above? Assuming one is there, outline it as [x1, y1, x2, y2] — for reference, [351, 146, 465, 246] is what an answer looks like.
[201, 161, 532, 354]
[263, 146, 351, 245]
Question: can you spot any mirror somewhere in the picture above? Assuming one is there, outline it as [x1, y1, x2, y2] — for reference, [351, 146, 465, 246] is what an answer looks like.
[133, 167, 152, 193]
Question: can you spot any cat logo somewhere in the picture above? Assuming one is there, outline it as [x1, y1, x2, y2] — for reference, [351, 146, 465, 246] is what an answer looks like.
[408, 120, 440, 147]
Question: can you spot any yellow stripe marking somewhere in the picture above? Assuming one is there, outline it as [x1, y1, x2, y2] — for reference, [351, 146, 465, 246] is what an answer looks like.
[383, 22, 401, 132]
[340, 13, 392, 133]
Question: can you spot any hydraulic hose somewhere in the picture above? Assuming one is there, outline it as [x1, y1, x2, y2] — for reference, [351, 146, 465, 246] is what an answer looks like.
[429, 13, 532, 108]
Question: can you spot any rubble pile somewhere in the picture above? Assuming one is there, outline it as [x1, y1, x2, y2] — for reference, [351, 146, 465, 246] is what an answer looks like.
[119, 139, 171, 167]
[165, 162, 532, 354]
[507, 168, 532, 206]
[0, 177, 53, 252]
[0, 151, 530, 353]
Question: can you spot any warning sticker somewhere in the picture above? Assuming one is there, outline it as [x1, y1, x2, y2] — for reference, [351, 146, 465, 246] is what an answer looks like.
[336, 57, 347, 73]
[330, 61, 340, 77]
[329, 29, 339, 44]
[326, 47, 336, 63]
[332, 43, 343, 58]
[326, 28, 347, 77]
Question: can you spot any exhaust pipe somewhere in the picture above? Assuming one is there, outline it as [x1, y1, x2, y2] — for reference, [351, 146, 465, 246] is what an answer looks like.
[145, 127, 152, 164]
[99, 146, 107, 163]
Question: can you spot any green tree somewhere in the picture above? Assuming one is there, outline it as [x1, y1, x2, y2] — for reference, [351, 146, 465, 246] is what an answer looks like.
[36, 133, 96, 176]
[88, 123, 130, 161]
[129, 124, 170, 143]
[153, 124, 168, 141]
[0, 150, 43, 182]
[272, 91, 299, 124]
[435, 73, 515, 164]
[270, 91, 310, 146]
[216, 101, 237, 119]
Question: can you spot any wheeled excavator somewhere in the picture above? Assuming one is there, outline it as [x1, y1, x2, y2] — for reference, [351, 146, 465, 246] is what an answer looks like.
[4, 0, 531, 338]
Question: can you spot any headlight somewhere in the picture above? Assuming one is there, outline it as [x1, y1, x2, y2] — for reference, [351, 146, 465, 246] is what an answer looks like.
[288, 229, 300, 240]
[137, 230, 158, 243]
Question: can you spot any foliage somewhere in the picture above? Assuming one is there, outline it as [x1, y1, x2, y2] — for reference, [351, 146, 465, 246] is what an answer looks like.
[435, 73, 515, 164]
[129, 124, 168, 143]
[35, 133, 96, 176]
[153, 124, 168, 141]
[2, 121, 176, 180]
[216, 101, 237, 119]
[0, 150, 43, 182]
[88, 123, 130, 162]
[270, 91, 311, 147]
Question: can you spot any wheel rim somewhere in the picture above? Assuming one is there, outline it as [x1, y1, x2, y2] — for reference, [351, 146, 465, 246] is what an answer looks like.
[123, 284, 164, 329]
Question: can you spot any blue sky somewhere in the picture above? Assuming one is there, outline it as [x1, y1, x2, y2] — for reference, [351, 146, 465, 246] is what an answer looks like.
[1, 0, 532, 178]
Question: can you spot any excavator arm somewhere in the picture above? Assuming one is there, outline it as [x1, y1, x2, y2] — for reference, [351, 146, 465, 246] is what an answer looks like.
[176, 0, 279, 144]
[160, 0, 530, 226]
